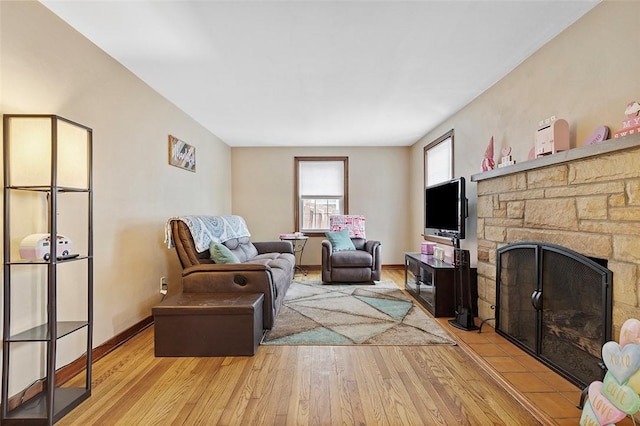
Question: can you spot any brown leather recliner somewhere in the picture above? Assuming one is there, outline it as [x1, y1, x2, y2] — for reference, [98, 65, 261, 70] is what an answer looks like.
[169, 218, 295, 329]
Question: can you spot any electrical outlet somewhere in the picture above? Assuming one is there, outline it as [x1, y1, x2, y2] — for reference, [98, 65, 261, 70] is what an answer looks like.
[160, 276, 168, 294]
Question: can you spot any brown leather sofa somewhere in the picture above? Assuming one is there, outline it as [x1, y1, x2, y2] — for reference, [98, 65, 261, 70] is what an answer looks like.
[321, 237, 381, 283]
[169, 219, 295, 329]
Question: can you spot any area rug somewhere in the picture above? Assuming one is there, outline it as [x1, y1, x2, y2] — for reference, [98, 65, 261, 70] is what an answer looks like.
[262, 280, 456, 346]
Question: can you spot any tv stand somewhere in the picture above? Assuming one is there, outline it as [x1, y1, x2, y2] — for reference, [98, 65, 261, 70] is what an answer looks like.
[404, 252, 477, 318]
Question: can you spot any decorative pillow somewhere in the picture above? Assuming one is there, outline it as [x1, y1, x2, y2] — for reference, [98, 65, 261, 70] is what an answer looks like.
[325, 230, 356, 252]
[329, 215, 366, 238]
[209, 242, 240, 264]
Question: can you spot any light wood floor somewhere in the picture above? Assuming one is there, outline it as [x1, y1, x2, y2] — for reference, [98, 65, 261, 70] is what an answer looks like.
[60, 270, 541, 425]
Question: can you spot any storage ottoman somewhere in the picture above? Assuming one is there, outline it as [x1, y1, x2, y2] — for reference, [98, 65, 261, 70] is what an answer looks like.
[153, 292, 264, 357]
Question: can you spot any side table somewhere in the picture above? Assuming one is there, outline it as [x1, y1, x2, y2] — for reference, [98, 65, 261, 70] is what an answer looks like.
[279, 235, 309, 276]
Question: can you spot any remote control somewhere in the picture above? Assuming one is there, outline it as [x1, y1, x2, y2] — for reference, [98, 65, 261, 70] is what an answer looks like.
[57, 253, 80, 260]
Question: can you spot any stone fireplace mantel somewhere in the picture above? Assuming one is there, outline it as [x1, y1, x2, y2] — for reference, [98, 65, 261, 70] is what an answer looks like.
[470, 133, 640, 339]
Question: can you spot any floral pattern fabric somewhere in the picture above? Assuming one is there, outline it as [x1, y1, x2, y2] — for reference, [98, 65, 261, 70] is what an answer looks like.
[329, 215, 366, 239]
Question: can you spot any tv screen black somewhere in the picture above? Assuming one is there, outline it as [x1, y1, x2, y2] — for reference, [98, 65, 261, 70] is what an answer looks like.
[424, 177, 466, 239]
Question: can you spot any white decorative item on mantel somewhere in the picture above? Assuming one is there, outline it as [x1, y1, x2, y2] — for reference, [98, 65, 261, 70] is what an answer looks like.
[535, 116, 570, 158]
[497, 147, 516, 168]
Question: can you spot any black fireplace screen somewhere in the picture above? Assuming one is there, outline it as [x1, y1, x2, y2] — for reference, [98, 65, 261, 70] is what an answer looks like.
[496, 242, 612, 388]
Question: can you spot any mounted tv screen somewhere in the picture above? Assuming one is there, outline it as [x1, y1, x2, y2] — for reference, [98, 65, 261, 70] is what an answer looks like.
[424, 177, 467, 240]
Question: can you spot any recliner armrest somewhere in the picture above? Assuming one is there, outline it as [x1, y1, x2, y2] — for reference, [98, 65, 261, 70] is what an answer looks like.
[321, 240, 333, 282]
[183, 263, 269, 274]
[321, 239, 333, 263]
[181, 263, 273, 290]
[365, 240, 380, 253]
[366, 240, 382, 275]
[253, 241, 294, 254]
[181, 262, 277, 328]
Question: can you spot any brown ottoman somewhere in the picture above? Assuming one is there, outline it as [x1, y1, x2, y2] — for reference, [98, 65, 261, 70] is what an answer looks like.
[153, 292, 264, 357]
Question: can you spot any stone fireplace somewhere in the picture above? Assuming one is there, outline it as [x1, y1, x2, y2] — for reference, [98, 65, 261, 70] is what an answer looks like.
[472, 133, 640, 386]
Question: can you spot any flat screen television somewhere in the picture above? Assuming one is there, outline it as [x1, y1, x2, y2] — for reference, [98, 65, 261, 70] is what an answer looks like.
[424, 177, 467, 240]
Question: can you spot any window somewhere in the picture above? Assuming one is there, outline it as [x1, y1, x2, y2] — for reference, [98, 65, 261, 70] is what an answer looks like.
[424, 129, 453, 187]
[295, 157, 348, 235]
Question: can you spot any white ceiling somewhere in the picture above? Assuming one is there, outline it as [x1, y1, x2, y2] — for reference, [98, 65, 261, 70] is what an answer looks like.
[41, 0, 599, 147]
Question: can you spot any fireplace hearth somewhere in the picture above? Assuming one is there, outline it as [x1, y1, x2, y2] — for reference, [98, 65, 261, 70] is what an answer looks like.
[496, 241, 612, 388]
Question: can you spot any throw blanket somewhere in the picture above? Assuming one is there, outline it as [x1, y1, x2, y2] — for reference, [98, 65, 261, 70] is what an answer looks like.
[165, 215, 251, 252]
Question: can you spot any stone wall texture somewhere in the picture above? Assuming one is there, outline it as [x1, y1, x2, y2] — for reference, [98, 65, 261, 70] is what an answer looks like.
[476, 142, 640, 339]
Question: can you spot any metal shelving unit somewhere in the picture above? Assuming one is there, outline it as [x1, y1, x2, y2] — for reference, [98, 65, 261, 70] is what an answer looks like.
[1, 114, 93, 425]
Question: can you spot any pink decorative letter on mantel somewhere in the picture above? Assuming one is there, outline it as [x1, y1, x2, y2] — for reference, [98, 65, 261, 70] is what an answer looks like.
[614, 101, 640, 139]
[584, 126, 609, 146]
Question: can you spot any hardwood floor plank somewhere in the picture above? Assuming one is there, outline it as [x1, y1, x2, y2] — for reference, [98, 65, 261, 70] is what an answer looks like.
[259, 346, 296, 424]
[54, 271, 543, 425]
[59, 332, 161, 425]
[274, 345, 297, 420]
[383, 347, 437, 426]
[309, 347, 333, 425]
[170, 358, 226, 425]
[395, 346, 454, 425]
[208, 357, 256, 425]
[242, 347, 286, 424]
[333, 346, 363, 425]
[374, 349, 424, 425]
[182, 357, 250, 425]
[401, 346, 471, 425]
[353, 347, 394, 425]
[133, 358, 209, 425]
[286, 346, 311, 426]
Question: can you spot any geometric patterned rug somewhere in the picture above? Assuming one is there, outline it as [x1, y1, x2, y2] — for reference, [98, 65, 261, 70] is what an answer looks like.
[261, 280, 456, 346]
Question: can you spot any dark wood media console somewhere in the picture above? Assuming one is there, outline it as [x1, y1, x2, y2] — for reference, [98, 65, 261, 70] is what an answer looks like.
[404, 252, 477, 318]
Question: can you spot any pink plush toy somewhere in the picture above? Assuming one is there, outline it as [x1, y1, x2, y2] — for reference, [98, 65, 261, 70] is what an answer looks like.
[481, 136, 496, 171]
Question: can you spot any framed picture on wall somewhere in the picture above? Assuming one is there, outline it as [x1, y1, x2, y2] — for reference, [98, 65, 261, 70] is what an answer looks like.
[168, 135, 196, 172]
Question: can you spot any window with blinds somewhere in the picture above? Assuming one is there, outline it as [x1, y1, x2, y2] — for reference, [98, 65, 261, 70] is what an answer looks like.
[295, 157, 348, 234]
[424, 130, 453, 187]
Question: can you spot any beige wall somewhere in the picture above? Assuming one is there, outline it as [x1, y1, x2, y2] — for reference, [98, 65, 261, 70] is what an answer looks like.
[231, 146, 411, 265]
[0, 1, 232, 392]
[409, 1, 640, 267]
